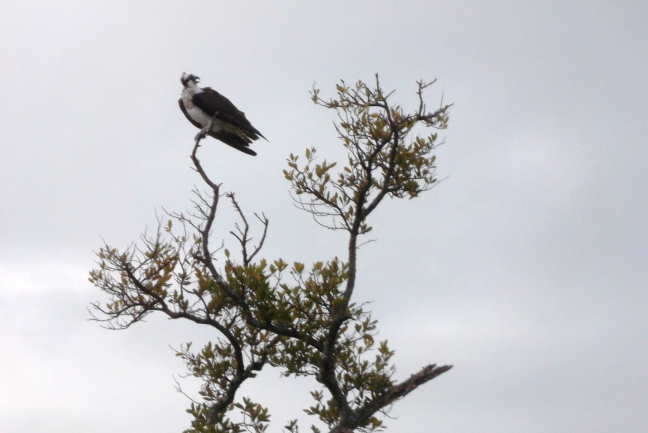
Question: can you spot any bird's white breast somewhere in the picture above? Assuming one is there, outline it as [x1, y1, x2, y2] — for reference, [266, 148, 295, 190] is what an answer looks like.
[181, 87, 213, 128]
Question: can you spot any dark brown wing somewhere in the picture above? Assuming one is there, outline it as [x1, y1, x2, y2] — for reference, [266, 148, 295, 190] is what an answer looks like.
[208, 130, 258, 156]
[193, 88, 266, 140]
[179, 98, 257, 156]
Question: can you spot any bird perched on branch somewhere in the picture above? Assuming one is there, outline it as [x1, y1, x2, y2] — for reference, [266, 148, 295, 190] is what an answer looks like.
[179, 73, 266, 156]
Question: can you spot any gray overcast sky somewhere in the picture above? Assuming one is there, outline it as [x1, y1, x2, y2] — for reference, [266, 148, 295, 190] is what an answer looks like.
[1, 1, 646, 432]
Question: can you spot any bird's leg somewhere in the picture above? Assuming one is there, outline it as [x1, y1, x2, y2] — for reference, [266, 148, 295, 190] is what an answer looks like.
[194, 112, 221, 143]
[195, 121, 211, 142]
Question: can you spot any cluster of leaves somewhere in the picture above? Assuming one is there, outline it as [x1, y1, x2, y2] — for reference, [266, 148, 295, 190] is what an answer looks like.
[89, 215, 276, 433]
[186, 397, 270, 433]
[90, 221, 395, 433]
[285, 75, 448, 234]
[90, 75, 452, 433]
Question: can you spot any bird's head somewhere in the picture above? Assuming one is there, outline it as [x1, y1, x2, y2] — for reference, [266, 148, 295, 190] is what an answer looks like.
[181, 72, 200, 88]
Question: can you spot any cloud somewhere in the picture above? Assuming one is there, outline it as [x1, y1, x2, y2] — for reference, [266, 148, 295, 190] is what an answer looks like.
[0, 1, 646, 432]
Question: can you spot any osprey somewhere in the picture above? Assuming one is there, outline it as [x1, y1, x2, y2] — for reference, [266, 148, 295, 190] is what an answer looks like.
[179, 73, 266, 156]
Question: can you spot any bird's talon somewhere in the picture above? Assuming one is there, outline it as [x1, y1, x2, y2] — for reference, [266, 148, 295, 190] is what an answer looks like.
[195, 128, 209, 142]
